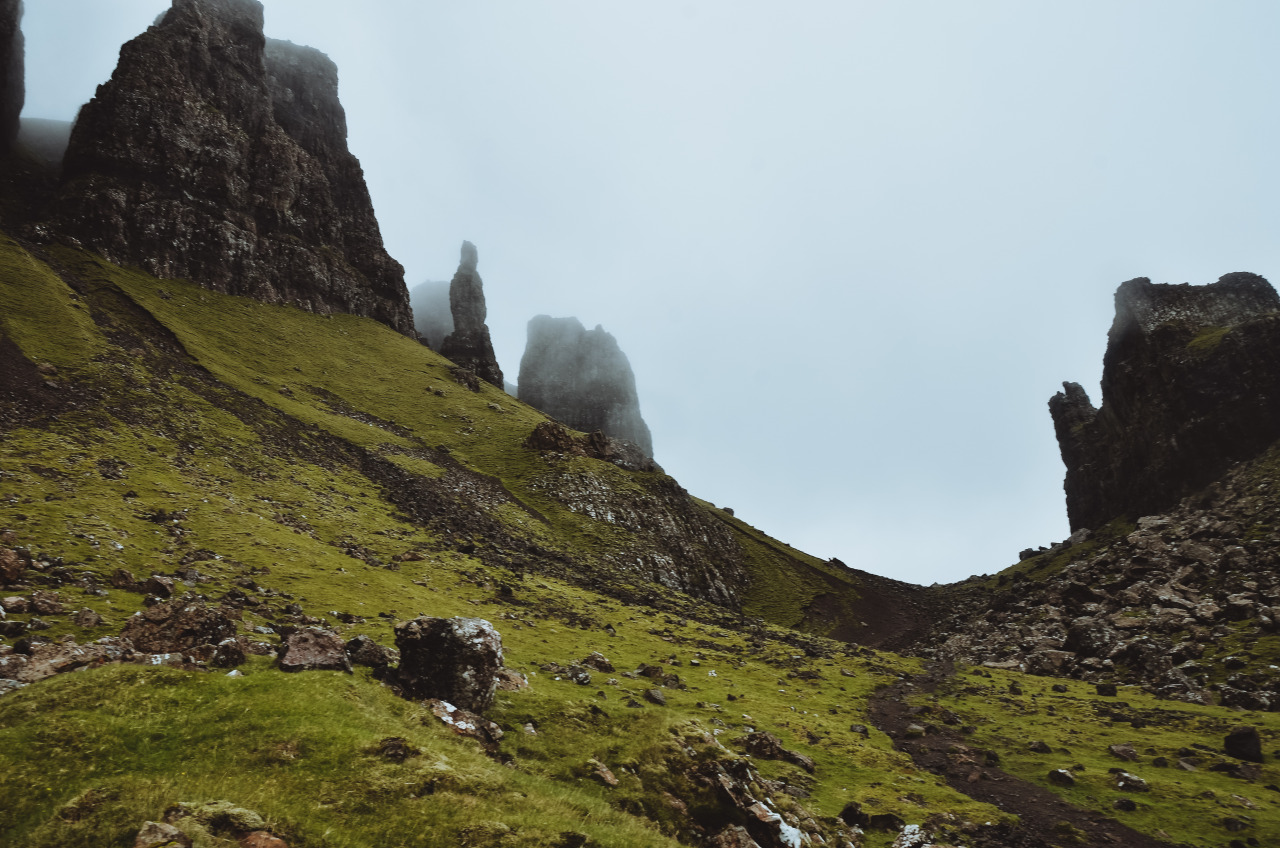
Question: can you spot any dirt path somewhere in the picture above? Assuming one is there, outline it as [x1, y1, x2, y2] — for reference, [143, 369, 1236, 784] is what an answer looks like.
[867, 661, 1177, 848]
[845, 568, 939, 652]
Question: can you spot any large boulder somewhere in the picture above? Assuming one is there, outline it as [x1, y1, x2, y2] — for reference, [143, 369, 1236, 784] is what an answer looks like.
[51, 0, 413, 336]
[394, 616, 503, 712]
[1224, 726, 1264, 763]
[278, 627, 352, 673]
[119, 598, 237, 652]
[518, 314, 653, 458]
[438, 241, 504, 387]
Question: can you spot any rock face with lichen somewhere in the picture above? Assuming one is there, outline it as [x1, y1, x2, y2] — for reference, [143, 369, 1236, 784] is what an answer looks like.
[518, 315, 653, 458]
[51, 0, 414, 335]
[0, 0, 21, 151]
[1050, 272, 1280, 530]
[438, 241, 503, 386]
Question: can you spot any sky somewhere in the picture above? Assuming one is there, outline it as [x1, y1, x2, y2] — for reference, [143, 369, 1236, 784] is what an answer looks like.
[20, 1, 1280, 585]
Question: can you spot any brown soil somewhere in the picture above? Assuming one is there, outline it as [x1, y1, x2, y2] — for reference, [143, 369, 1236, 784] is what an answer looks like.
[868, 661, 1177, 848]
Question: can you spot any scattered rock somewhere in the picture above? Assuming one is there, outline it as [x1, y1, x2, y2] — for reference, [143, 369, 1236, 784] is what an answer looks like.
[1114, 771, 1150, 792]
[73, 608, 104, 628]
[277, 628, 352, 673]
[0, 548, 26, 583]
[119, 598, 237, 653]
[135, 821, 192, 848]
[1225, 726, 1264, 763]
[643, 688, 667, 706]
[1108, 743, 1139, 762]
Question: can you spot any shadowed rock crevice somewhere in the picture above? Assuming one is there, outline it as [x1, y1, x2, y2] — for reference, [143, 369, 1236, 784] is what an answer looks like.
[1051, 272, 1280, 530]
[438, 241, 503, 387]
[49, 0, 414, 336]
[518, 314, 653, 458]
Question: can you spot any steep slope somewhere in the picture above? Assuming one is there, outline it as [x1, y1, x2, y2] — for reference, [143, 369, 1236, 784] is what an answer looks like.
[51, 0, 414, 335]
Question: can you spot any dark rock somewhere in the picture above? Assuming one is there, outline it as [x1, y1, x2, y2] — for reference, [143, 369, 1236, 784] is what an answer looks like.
[344, 634, 397, 668]
[410, 280, 453, 350]
[73, 608, 103, 629]
[1028, 740, 1053, 754]
[141, 575, 175, 598]
[580, 651, 614, 672]
[737, 731, 815, 773]
[119, 598, 237, 652]
[277, 627, 351, 673]
[423, 698, 503, 748]
[518, 315, 653, 457]
[438, 241, 503, 386]
[0, 0, 21, 152]
[0, 548, 24, 583]
[394, 616, 503, 712]
[211, 636, 247, 668]
[643, 687, 667, 706]
[1048, 768, 1076, 786]
[1113, 798, 1137, 812]
[110, 568, 140, 591]
[709, 826, 763, 848]
[1096, 682, 1118, 697]
[1051, 272, 1280, 530]
[1225, 726, 1264, 763]
[51, 0, 413, 336]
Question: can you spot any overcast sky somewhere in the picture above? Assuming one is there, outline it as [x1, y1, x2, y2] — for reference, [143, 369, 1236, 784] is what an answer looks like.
[21, 1, 1280, 585]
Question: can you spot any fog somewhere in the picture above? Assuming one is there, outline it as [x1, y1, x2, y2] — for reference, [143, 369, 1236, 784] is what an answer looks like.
[20, 1, 1280, 584]
[410, 281, 452, 351]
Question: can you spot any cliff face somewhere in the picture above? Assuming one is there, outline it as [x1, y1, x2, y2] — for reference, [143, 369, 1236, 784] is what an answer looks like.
[518, 315, 653, 458]
[438, 241, 503, 386]
[0, 0, 21, 151]
[51, 0, 413, 336]
[1050, 272, 1280, 530]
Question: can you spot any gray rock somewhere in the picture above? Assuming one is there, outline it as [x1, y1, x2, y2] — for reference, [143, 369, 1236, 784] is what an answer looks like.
[394, 616, 503, 712]
[134, 821, 192, 848]
[120, 598, 237, 653]
[344, 634, 397, 668]
[438, 242, 503, 386]
[278, 627, 352, 673]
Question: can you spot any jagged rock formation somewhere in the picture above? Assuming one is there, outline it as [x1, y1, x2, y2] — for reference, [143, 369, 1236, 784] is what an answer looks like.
[518, 315, 653, 457]
[438, 241, 503, 386]
[0, 0, 22, 151]
[1050, 272, 1280, 531]
[51, 0, 414, 336]
[409, 280, 452, 350]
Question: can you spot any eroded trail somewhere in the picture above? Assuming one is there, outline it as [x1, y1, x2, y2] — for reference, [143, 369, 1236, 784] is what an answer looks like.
[867, 662, 1176, 848]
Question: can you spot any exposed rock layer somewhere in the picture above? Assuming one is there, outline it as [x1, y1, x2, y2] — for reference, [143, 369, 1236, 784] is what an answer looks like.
[52, 0, 413, 335]
[0, 0, 21, 150]
[1050, 272, 1280, 530]
[438, 241, 503, 386]
[518, 315, 653, 457]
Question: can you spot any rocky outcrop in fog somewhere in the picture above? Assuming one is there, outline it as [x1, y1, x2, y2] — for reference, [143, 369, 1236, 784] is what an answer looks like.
[1051, 272, 1280, 530]
[410, 280, 453, 350]
[438, 241, 503, 387]
[51, 0, 414, 336]
[519, 315, 653, 458]
[1, 0, 22, 151]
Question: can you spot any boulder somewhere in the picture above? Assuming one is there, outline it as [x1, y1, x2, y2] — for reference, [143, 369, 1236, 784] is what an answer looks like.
[394, 616, 503, 712]
[1224, 726, 1264, 763]
[438, 242, 503, 386]
[278, 628, 351, 673]
[0, 548, 25, 583]
[344, 634, 398, 669]
[135, 821, 192, 848]
[119, 599, 237, 652]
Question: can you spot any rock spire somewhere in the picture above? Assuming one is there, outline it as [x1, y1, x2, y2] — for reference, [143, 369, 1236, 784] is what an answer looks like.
[518, 315, 653, 458]
[1, 0, 22, 151]
[438, 241, 504, 387]
[1051, 272, 1280, 530]
[51, 0, 414, 335]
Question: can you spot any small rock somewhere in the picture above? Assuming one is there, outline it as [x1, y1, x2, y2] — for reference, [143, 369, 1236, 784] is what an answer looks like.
[1114, 771, 1149, 792]
[1108, 743, 1139, 762]
[1048, 769, 1076, 786]
[241, 833, 288, 848]
[1028, 740, 1052, 754]
[1225, 726, 1264, 764]
[1113, 798, 1137, 812]
[344, 634, 398, 669]
[1096, 683, 1118, 697]
[135, 821, 192, 848]
[278, 628, 352, 673]
[587, 758, 618, 787]
[580, 651, 614, 672]
[643, 688, 667, 706]
[73, 608, 104, 629]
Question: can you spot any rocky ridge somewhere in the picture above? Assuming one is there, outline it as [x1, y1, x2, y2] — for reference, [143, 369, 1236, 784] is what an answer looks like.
[438, 240, 504, 387]
[518, 314, 653, 458]
[1050, 272, 1280, 530]
[49, 0, 414, 336]
[0, 0, 20, 151]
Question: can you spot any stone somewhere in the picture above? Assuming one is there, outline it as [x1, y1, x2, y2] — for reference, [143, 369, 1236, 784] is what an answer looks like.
[1048, 769, 1076, 787]
[1095, 682, 1118, 697]
[709, 825, 763, 848]
[73, 608, 104, 628]
[240, 833, 288, 848]
[211, 637, 247, 668]
[1028, 740, 1053, 754]
[423, 698, 504, 748]
[580, 651, 614, 672]
[1224, 726, 1264, 764]
[1113, 798, 1137, 812]
[0, 0, 21, 152]
[522, 420, 658, 473]
[165, 800, 265, 835]
[438, 241, 503, 387]
[737, 731, 816, 773]
[518, 315, 654, 458]
[344, 634, 398, 668]
[494, 667, 530, 691]
[587, 758, 618, 787]
[120, 598, 238, 652]
[278, 627, 351, 673]
[394, 616, 503, 712]
[1114, 771, 1149, 792]
[1, 594, 27, 613]
[135, 821, 192, 848]
[51, 0, 413, 336]
[30, 590, 63, 615]
[1108, 743, 1139, 762]
[373, 736, 419, 763]
[142, 576, 176, 598]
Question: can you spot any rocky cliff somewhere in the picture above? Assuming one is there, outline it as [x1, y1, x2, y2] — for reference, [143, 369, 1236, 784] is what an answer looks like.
[438, 241, 503, 387]
[518, 315, 653, 458]
[0, 0, 21, 151]
[50, 0, 414, 336]
[409, 279, 452, 350]
[1050, 272, 1280, 531]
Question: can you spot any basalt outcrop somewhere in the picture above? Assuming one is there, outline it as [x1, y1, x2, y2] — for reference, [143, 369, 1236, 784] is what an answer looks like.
[438, 241, 504, 386]
[518, 315, 653, 458]
[0, 0, 22, 151]
[1050, 272, 1280, 531]
[50, 0, 414, 335]
[409, 279, 453, 350]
